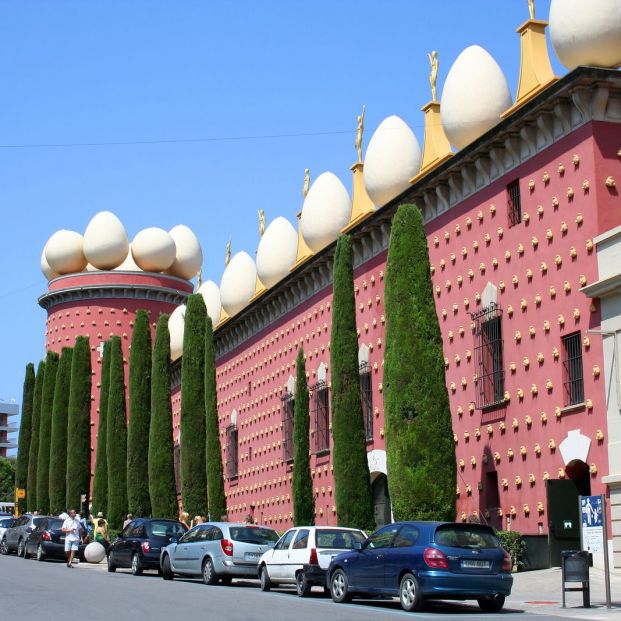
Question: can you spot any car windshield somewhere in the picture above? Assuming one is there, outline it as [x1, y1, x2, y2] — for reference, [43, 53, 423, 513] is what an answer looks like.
[33, 517, 47, 527]
[150, 521, 186, 538]
[316, 529, 367, 549]
[229, 526, 279, 544]
[434, 525, 500, 549]
[47, 519, 64, 530]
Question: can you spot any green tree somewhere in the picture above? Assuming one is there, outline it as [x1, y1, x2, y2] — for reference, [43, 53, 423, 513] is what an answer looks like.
[205, 315, 225, 521]
[127, 310, 152, 517]
[107, 336, 128, 530]
[36, 351, 59, 514]
[148, 314, 179, 519]
[66, 336, 92, 511]
[0, 457, 16, 503]
[330, 235, 374, 530]
[384, 204, 456, 521]
[26, 360, 45, 512]
[49, 347, 73, 515]
[292, 347, 314, 525]
[180, 294, 207, 516]
[91, 341, 110, 516]
[15, 363, 35, 513]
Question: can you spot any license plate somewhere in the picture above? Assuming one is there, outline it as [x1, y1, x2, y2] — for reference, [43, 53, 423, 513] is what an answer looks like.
[461, 560, 489, 569]
[245, 552, 261, 560]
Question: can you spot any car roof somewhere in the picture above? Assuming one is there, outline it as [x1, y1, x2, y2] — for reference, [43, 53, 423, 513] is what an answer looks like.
[290, 525, 365, 532]
[199, 522, 275, 529]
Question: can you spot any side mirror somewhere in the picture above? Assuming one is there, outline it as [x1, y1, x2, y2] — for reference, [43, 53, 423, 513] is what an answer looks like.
[353, 541, 363, 551]
[170, 538, 178, 544]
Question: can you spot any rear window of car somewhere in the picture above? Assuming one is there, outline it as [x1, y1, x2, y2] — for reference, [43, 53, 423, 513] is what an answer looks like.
[47, 519, 63, 530]
[0, 518, 14, 528]
[229, 526, 279, 544]
[316, 529, 367, 549]
[434, 525, 500, 549]
[32, 517, 47, 527]
[149, 521, 186, 538]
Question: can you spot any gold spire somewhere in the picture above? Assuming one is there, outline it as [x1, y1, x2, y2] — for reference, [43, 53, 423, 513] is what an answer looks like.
[292, 209, 314, 269]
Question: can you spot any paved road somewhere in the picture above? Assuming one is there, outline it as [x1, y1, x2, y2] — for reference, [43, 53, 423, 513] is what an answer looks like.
[0, 554, 601, 621]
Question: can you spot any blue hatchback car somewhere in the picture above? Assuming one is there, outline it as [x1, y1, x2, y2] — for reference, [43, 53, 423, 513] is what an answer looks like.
[326, 521, 513, 612]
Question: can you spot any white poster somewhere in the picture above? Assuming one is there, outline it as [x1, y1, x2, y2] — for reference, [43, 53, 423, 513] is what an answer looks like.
[581, 495, 604, 554]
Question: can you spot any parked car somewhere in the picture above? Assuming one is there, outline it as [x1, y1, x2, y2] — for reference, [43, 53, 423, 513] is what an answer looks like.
[24, 516, 87, 562]
[326, 521, 513, 613]
[160, 522, 279, 585]
[107, 518, 187, 575]
[0, 514, 53, 557]
[0, 517, 16, 542]
[258, 526, 367, 596]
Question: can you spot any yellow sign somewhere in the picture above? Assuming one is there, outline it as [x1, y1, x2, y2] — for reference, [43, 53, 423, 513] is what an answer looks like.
[16, 488, 25, 499]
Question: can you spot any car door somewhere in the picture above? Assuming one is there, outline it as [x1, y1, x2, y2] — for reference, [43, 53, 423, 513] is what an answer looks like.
[269, 529, 296, 580]
[382, 524, 422, 593]
[9, 516, 27, 548]
[186, 526, 210, 575]
[348, 524, 400, 591]
[171, 527, 198, 572]
[115, 521, 137, 566]
[285, 528, 310, 582]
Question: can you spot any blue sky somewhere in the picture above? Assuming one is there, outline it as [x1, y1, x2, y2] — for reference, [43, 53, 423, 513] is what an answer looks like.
[0, 0, 564, 440]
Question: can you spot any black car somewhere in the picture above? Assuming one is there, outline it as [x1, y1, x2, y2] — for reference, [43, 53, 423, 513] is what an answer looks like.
[24, 516, 87, 562]
[107, 518, 187, 575]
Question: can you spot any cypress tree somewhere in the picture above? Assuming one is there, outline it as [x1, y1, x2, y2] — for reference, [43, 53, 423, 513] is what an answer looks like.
[15, 363, 35, 514]
[49, 347, 73, 515]
[127, 310, 152, 517]
[91, 341, 110, 516]
[292, 347, 314, 525]
[149, 314, 178, 519]
[205, 316, 225, 521]
[107, 336, 128, 530]
[66, 336, 92, 511]
[180, 294, 207, 517]
[384, 204, 456, 521]
[26, 361, 45, 512]
[330, 235, 375, 530]
[36, 351, 59, 514]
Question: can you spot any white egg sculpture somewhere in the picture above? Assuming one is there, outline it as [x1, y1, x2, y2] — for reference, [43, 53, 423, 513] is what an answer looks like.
[198, 280, 222, 326]
[114, 244, 142, 271]
[83, 211, 129, 270]
[44, 230, 87, 275]
[364, 115, 422, 207]
[256, 217, 298, 288]
[166, 225, 203, 280]
[169, 304, 186, 361]
[300, 172, 351, 252]
[131, 227, 176, 272]
[549, 0, 621, 70]
[220, 251, 257, 316]
[40, 249, 60, 281]
[441, 46, 512, 150]
[84, 542, 106, 564]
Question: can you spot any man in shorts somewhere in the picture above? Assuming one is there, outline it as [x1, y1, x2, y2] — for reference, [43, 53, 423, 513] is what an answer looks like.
[62, 509, 82, 568]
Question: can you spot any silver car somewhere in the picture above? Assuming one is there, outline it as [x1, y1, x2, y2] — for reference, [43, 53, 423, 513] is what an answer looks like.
[160, 522, 279, 584]
[0, 514, 52, 557]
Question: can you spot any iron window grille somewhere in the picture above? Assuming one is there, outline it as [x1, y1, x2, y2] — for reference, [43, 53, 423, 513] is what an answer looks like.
[281, 393, 295, 462]
[562, 332, 584, 406]
[507, 179, 522, 227]
[472, 303, 506, 409]
[310, 380, 330, 453]
[359, 362, 373, 441]
[225, 424, 238, 480]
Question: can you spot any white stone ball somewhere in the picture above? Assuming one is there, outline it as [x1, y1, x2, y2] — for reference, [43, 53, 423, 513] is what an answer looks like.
[40, 248, 60, 280]
[131, 227, 176, 272]
[83, 211, 129, 270]
[84, 542, 106, 563]
[256, 217, 298, 288]
[44, 230, 87, 275]
[300, 172, 351, 252]
[169, 304, 186, 361]
[114, 244, 142, 271]
[364, 115, 421, 207]
[197, 280, 222, 326]
[220, 251, 257, 316]
[550, 0, 621, 70]
[441, 45, 512, 150]
[166, 225, 203, 281]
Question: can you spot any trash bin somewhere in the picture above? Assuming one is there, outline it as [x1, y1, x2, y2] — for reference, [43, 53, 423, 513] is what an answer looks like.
[561, 550, 590, 608]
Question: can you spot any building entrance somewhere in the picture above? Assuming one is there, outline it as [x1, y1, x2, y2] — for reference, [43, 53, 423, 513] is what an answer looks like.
[372, 474, 391, 528]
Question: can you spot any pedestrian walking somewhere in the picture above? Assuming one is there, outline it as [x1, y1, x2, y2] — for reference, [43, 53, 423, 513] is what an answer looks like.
[62, 509, 82, 568]
[122, 513, 133, 529]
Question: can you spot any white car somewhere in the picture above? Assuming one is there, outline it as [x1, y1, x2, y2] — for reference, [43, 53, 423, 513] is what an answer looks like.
[258, 525, 367, 596]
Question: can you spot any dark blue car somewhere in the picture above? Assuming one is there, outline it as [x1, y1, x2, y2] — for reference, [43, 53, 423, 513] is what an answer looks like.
[326, 521, 513, 612]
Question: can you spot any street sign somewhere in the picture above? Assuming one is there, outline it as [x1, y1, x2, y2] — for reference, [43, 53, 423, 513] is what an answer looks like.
[580, 495, 604, 553]
[15, 488, 25, 499]
[80, 494, 87, 502]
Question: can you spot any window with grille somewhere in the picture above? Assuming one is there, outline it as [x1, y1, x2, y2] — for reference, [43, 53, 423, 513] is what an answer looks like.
[562, 332, 584, 406]
[507, 179, 522, 227]
[359, 362, 373, 441]
[225, 424, 238, 480]
[311, 381, 330, 453]
[281, 393, 295, 462]
[473, 303, 505, 409]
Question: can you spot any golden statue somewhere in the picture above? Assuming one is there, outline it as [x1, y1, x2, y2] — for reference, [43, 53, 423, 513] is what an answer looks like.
[302, 168, 310, 199]
[528, 0, 535, 20]
[355, 105, 365, 163]
[225, 238, 231, 267]
[428, 51, 439, 102]
[258, 209, 265, 236]
[196, 268, 202, 288]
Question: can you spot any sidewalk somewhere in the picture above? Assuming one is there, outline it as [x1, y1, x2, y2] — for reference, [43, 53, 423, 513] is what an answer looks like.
[507, 567, 621, 619]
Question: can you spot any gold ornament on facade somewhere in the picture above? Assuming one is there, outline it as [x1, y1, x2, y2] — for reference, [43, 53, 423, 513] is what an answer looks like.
[515, 475, 522, 487]
[552, 196, 559, 207]
[605, 176, 616, 188]
[528, 179, 535, 191]
[534, 443, 542, 455]
[523, 212, 530, 223]
[567, 187, 574, 199]
[575, 213, 583, 225]
[525, 415, 533, 426]
[490, 204, 496, 215]
[582, 179, 590, 190]
[542, 172, 550, 184]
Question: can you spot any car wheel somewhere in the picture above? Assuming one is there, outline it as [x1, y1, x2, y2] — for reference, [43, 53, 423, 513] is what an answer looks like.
[107, 552, 117, 572]
[17, 539, 25, 558]
[478, 595, 506, 613]
[296, 571, 311, 597]
[0, 537, 8, 555]
[330, 569, 352, 604]
[259, 565, 272, 592]
[131, 553, 144, 576]
[399, 573, 425, 612]
[36, 544, 45, 562]
[202, 557, 219, 585]
[161, 555, 174, 581]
